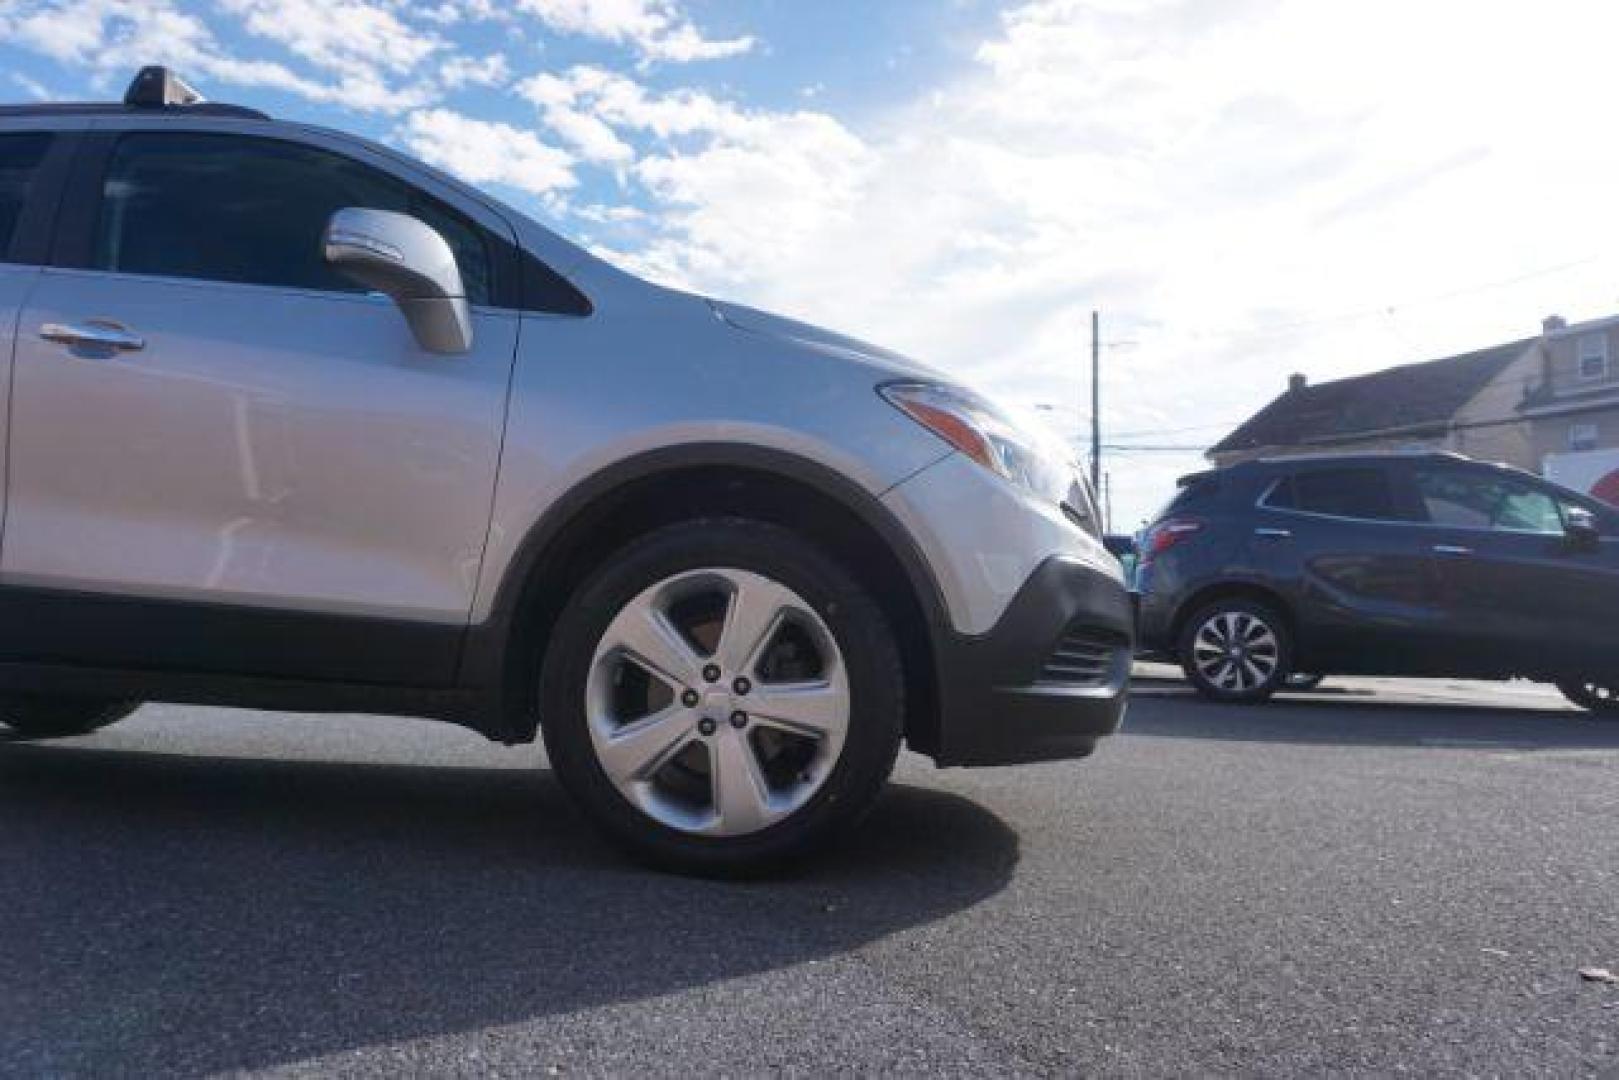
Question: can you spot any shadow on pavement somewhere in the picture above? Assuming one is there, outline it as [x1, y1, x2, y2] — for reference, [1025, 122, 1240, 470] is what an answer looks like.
[1123, 688, 1619, 750]
[0, 743, 1017, 1076]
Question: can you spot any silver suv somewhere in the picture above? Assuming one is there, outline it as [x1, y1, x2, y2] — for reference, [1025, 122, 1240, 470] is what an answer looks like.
[0, 68, 1132, 873]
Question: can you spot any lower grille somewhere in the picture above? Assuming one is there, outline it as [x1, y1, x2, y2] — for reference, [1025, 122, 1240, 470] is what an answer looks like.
[1038, 626, 1126, 687]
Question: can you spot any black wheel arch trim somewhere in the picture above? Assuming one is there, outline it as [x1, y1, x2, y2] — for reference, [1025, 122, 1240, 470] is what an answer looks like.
[458, 442, 956, 743]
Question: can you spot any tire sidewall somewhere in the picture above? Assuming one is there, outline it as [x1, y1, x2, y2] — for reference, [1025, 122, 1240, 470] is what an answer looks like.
[1558, 679, 1619, 719]
[1178, 599, 1292, 703]
[539, 518, 903, 874]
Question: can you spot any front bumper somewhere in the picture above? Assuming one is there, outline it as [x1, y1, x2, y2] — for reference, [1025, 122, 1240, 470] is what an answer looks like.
[931, 555, 1134, 766]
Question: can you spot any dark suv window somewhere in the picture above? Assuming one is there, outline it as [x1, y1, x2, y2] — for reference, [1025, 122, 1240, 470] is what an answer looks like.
[1412, 466, 1564, 534]
[92, 132, 494, 304]
[0, 133, 51, 260]
[1266, 466, 1406, 520]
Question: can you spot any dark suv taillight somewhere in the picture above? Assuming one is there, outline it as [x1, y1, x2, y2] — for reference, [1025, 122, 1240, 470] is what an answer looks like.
[1141, 516, 1203, 561]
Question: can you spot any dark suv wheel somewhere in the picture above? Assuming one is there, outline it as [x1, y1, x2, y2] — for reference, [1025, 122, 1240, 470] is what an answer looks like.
[540, 518, 904, 876]
[1557, 679, 1619, 718]
[1179, 598, 1292, 703]
[0, 696, 139, 738]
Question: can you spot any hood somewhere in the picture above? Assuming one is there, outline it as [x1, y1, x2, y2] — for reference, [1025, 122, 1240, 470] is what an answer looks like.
[706, 299, 944, 381]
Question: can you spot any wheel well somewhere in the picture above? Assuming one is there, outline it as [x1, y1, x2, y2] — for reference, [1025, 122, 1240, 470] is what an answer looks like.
[1170, 582, 1296, 652]
[494, 464, 941, 751]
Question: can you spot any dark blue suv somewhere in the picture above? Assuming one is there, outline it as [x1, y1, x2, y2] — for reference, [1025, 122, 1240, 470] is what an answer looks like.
[1135, 453, 1619, 715]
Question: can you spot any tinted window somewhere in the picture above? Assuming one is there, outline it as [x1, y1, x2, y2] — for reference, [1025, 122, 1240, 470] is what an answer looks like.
[1268, 467, 1405, 520]
[0, 133, 50, 260]
[93, 133, 493, 304]
[1413, 467, 1564, 534]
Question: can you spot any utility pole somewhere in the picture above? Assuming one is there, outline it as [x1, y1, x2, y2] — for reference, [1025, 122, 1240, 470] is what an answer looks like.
[1090, 310, 1101, 494]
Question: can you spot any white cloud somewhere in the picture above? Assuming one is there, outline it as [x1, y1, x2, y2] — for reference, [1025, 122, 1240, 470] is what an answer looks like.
[9, 72, 53, 100]
[0, 0, 432, 111]
[514, 64, 872, 283]
[511, 0, 753, 64]
[517, 71, 636, 164]
[439, 53, 511, 90]
[400, 108, 577, 199]
[220, 0, 441, 76]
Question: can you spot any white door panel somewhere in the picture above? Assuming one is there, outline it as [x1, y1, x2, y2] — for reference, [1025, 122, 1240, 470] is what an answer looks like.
[5, 268, 516, 622]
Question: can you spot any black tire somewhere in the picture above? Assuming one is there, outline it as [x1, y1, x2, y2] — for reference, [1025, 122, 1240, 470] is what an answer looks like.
[0, 695, 139, 738]
[539, 518, 904, 876]
[1557, 679, 1619, 719]
[1178, 598, 1292, 704]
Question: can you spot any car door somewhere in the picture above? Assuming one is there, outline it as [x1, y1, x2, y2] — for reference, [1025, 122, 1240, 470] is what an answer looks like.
[1257, 462, 1446, 673]
[0, 128, 77, 543]
[1410, 462, 1619, 678]
[1, 125, 520, 685]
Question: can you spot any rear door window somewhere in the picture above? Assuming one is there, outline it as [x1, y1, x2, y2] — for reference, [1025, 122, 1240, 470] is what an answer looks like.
[1266, 466, 1407, 521]
[0, 133, 51, 261]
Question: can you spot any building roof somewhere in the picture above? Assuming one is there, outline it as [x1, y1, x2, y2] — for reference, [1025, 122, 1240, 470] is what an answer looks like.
[1209, 337, 1534, 456]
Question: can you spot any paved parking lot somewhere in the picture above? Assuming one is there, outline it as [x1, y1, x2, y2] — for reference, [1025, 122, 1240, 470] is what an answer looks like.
[1, 676, 1615, 1076]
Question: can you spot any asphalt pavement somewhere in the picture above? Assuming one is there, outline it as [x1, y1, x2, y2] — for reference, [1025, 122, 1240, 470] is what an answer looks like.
[0, 675, 1615, 1076]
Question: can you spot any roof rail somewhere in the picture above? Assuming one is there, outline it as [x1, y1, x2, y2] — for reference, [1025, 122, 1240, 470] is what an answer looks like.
[1251, 448, 1466, 465]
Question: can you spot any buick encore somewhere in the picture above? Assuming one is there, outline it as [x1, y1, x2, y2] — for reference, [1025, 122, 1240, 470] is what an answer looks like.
[1136, 451, 1618, 715]
[0, 68, 1133, 872]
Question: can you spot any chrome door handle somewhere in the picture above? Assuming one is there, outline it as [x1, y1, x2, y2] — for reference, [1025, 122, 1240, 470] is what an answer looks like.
[1254, 528, 1292, 540]
[1432, 544, 1473, 556]
[39, 321, 146, 352]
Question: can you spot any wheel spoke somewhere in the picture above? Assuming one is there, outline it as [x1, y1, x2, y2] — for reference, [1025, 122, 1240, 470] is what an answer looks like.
[749, 679, 848, 739]
[1240, 657, 1267, 685]
[595, 706, 697, 783]
[714, 575, 798, 675]
[605, 602, 702, 690]
[710, 727, 773, 833]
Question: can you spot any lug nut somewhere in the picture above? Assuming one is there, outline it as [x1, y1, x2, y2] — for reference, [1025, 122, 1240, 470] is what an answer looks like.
[732, 677, 752, 695]
[697, 717, 718, 736]
[702, 664, 721, 683]
[681, 689, 700, 708]
[729, 710, 748, 730]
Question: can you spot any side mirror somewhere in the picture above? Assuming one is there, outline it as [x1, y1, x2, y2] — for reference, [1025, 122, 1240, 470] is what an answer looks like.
[322, 207, 472, 354]
[1565, 506, 1601, 550]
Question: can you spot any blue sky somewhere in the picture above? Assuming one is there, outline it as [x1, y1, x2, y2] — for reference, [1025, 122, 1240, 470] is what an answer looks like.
[6, 0, 1619, 526]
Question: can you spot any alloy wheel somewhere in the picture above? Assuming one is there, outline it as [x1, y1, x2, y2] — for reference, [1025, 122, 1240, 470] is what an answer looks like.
[1191, 610, 1281, 693]
[584, 567, 850, 837]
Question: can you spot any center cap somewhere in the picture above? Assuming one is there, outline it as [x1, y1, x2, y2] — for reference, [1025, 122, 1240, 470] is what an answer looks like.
[702, 687, 733, 713]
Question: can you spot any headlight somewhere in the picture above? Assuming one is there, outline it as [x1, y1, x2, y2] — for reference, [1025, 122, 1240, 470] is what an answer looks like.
[879, 380, 1098, 531]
